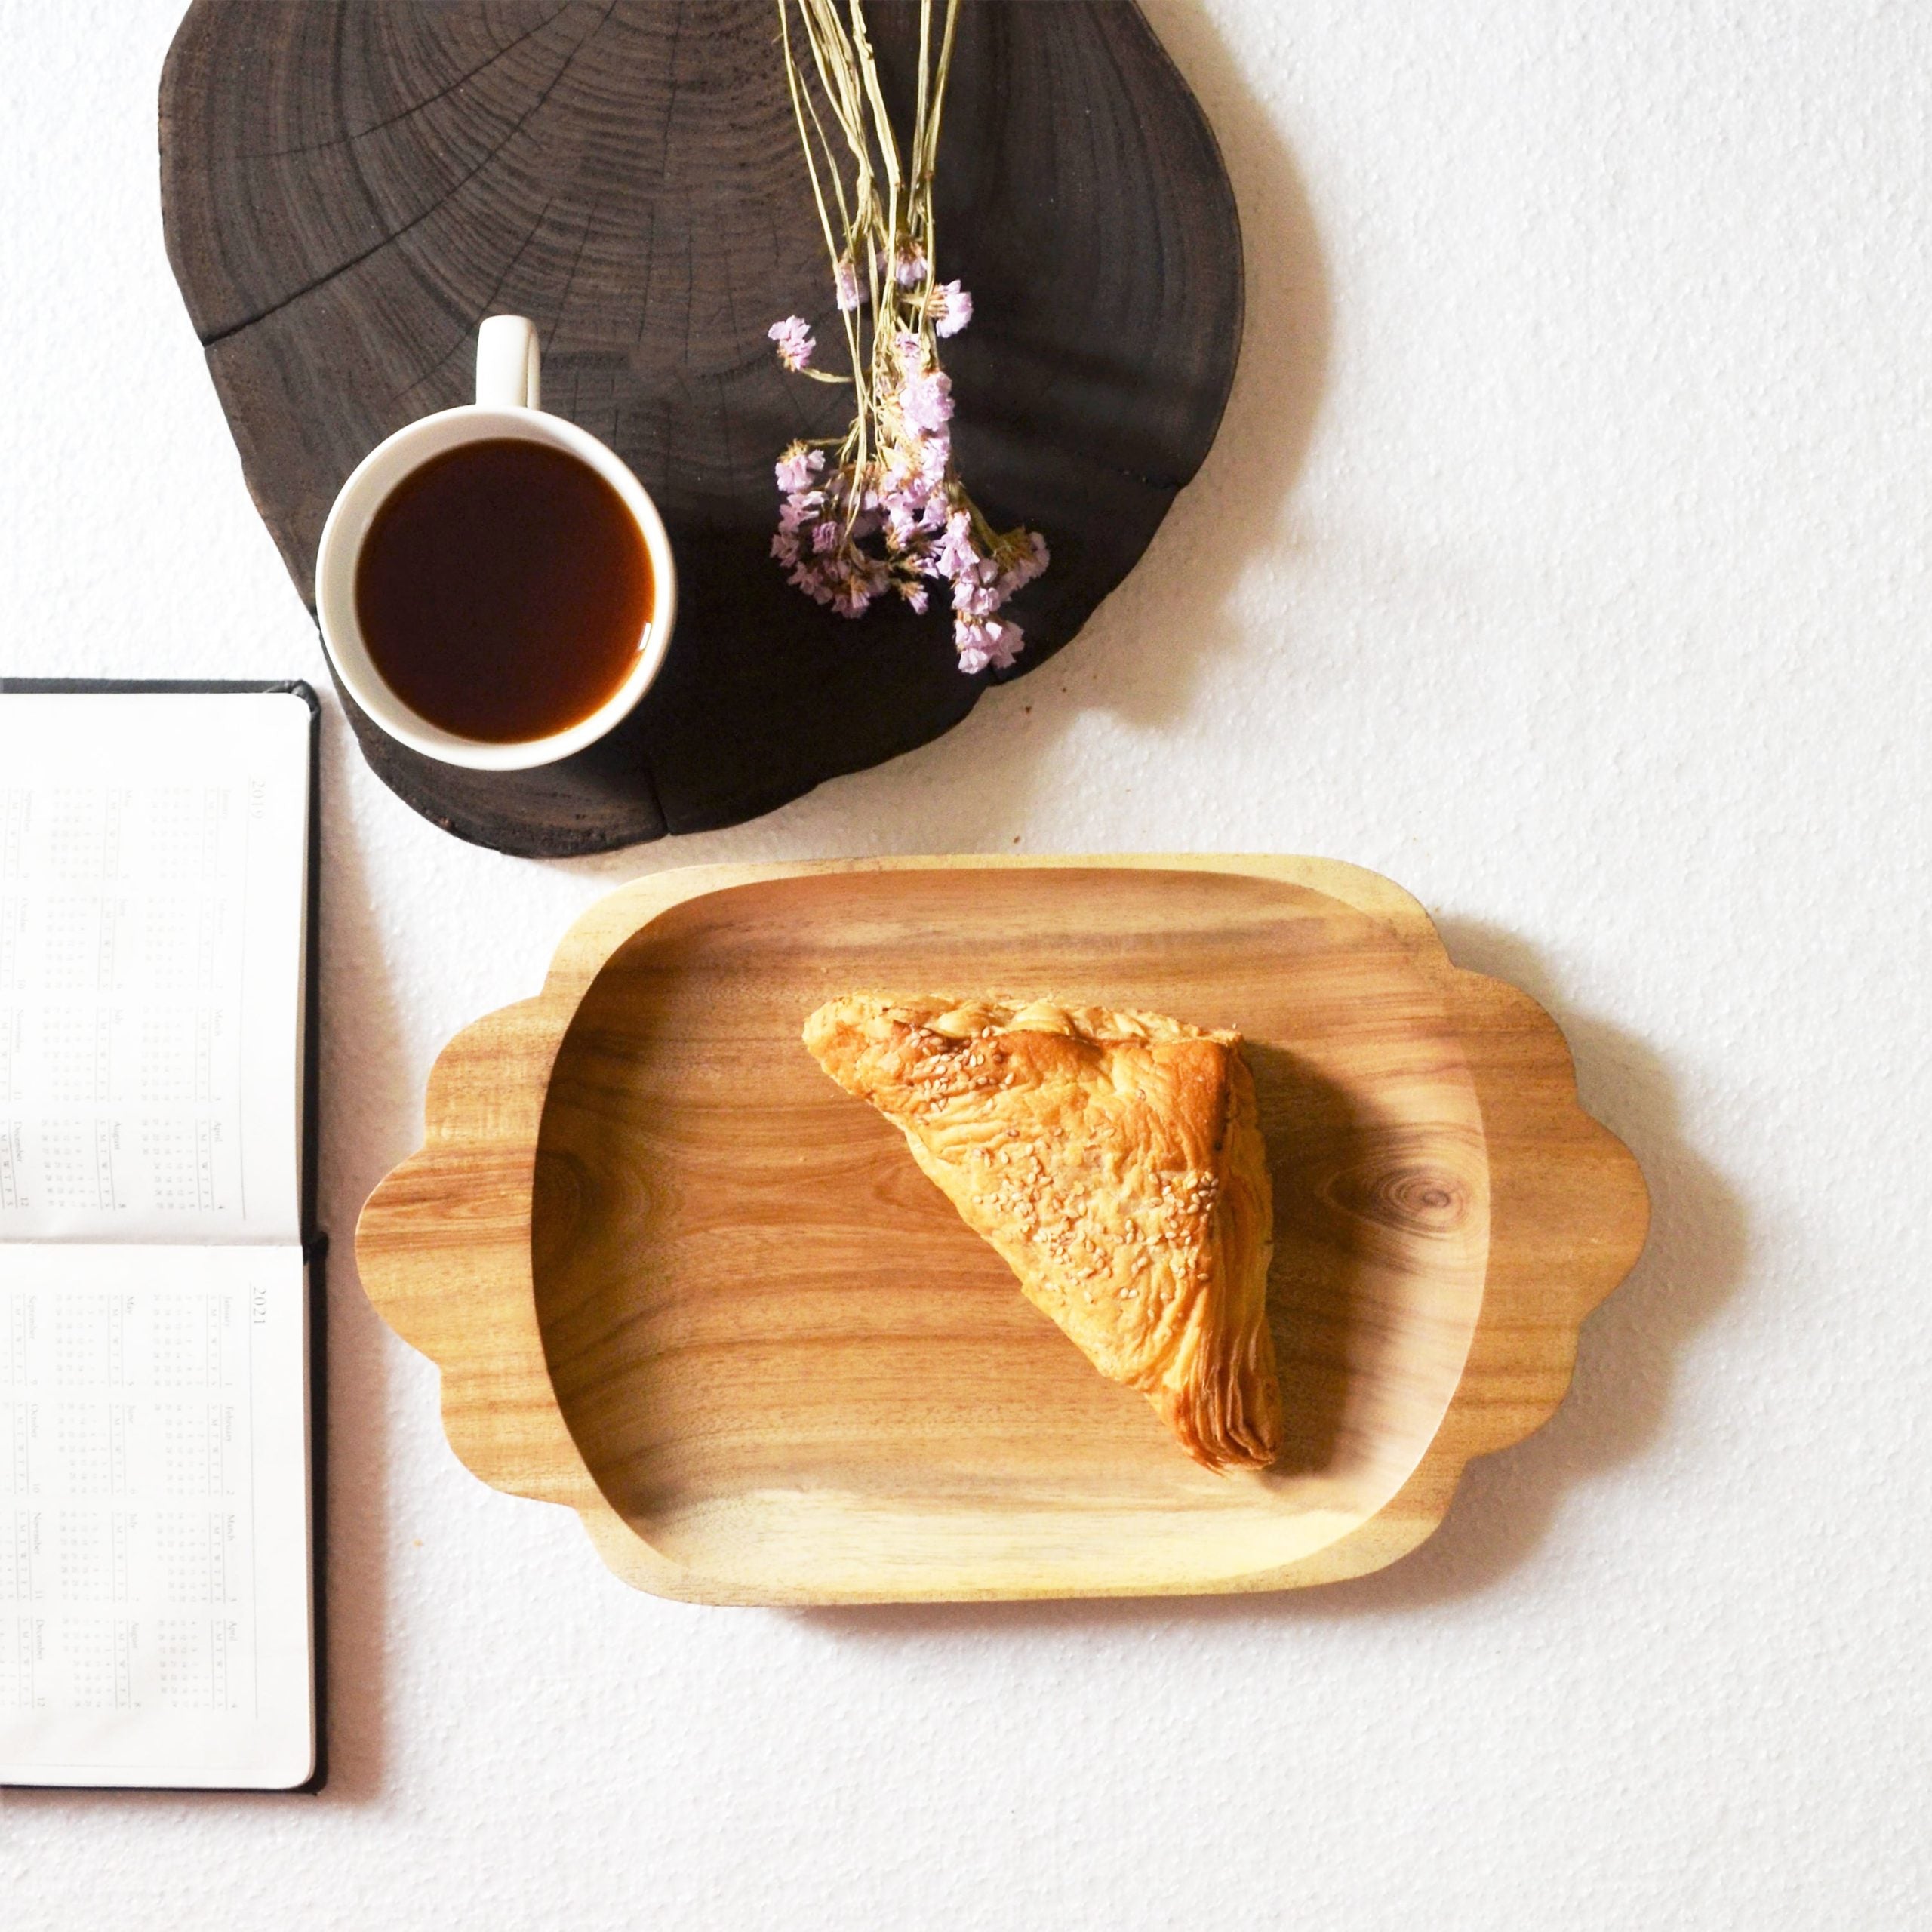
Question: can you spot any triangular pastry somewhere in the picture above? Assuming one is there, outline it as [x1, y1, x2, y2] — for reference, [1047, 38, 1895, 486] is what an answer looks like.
[803, 995, 1282, 1471]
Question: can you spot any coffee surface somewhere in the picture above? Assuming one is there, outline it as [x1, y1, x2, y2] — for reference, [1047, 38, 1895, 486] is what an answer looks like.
[356, 438, 652, 743]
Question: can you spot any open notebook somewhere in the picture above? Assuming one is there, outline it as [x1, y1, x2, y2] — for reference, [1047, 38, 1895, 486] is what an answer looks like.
[0, 684, 320, 1790]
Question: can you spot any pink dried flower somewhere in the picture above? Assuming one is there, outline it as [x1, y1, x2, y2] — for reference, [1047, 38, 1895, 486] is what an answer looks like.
[952, 575, 1001, 620]
[789, 560, 832, 605]
[769, 2, 1047, 674]
[954, 616, 1023, 675]
[768, 315, 816, 372]
[931, 279, 973, 338]
[934, 510, 978, 581]
[774, 445, 824, 494]
[954, 626, 993, 673]
[777, 491, 820, 534]
[900, 369, 954, 435]
[830, 554, 891, 618]
[995, 530, 1051, 599]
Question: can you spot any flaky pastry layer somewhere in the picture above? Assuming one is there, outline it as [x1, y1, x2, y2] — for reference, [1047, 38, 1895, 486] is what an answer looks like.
[803, 995, 1282, 1471]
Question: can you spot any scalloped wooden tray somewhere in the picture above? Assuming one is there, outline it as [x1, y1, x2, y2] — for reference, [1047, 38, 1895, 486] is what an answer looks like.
[356, 857, 1647, 1603]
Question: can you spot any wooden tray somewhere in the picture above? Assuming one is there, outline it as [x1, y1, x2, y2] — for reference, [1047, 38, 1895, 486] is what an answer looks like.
[158, 2, 1244, 855]
[356, 857, 1648, 1603]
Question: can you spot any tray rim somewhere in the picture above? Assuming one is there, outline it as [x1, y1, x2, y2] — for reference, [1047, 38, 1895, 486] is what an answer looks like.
[355, 854, 1650, 1603]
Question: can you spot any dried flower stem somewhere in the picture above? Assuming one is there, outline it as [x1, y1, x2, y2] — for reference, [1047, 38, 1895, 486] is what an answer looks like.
[767, 0, 1048, 672]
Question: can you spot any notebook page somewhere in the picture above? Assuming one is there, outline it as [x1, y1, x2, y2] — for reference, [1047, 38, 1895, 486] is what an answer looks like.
[0, 691, 309, 1244]
[0, 1243, 312, 1789]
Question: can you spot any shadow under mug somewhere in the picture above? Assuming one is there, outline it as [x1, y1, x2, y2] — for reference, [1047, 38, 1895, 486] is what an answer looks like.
[314, 315, 678, 772]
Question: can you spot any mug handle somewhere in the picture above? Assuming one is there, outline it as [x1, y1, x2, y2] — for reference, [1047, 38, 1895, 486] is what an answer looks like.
[476, 314, 541, 411]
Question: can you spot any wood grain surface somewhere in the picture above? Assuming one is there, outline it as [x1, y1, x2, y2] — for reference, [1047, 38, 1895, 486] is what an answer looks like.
[158, 2, 1244, 854]
[355, 857, 1651, 1604]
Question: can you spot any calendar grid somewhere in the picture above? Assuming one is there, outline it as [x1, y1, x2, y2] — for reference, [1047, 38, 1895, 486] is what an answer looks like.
[0, 1277, 261, 1718]
[0, 778, 260, 1236]
[1, 693, 315, 1786]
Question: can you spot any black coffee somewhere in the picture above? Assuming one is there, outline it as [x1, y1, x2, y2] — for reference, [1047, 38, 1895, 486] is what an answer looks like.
[355, 438, 654, 743]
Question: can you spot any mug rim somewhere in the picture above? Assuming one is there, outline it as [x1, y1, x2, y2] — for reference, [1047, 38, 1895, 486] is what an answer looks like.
[314, 404, 678, 772]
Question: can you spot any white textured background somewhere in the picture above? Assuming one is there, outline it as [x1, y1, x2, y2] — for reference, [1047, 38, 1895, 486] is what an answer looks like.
[5, 1, 1930, 1924]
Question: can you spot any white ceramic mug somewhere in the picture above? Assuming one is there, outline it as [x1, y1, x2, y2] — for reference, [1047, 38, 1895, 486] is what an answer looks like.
[315, 315, 677, 771]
